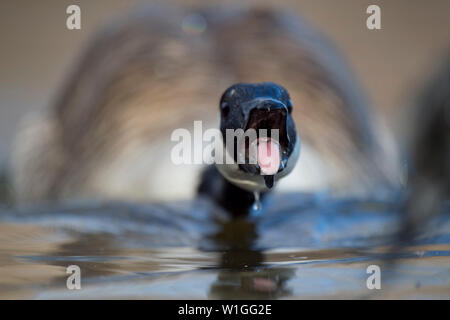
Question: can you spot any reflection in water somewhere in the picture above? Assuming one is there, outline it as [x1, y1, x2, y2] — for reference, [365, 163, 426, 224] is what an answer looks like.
[44, 232, 125, 283]
[0, 193, 448, 299]
[208, 218, 294, 299]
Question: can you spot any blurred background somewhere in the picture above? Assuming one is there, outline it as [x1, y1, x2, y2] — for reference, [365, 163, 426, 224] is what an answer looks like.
[0, 0, 449, 174]
[0, 0, 450, 172]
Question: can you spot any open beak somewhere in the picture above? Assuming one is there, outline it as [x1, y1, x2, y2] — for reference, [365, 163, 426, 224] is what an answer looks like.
[238, 99, 290, 180]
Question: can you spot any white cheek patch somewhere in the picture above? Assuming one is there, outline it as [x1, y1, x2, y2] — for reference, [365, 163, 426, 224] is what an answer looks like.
[276, 142, 329, 192]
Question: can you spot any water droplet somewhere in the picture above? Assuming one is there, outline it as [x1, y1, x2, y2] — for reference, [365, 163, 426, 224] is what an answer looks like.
[252, 191, 261, 211]
[182, 13, 207, 35]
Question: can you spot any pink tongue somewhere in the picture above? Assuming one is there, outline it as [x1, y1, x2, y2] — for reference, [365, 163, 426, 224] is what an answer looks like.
[257, 139, 281, 175]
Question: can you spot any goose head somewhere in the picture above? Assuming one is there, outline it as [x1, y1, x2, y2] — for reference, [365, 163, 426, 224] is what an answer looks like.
[216, 82, 300, 192]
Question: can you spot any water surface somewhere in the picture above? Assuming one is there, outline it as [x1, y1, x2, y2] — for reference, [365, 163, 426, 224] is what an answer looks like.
[0, 193, 449, 299]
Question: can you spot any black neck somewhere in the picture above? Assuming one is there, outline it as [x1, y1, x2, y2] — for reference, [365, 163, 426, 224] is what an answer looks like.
[197, 165, 265, 216]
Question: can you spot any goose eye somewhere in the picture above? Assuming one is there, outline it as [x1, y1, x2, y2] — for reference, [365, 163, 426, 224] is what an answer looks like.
[221, 102, 230, 117]
[287, 99, 293, 114]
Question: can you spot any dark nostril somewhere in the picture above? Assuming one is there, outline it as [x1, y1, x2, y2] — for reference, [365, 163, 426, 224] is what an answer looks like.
[221, 102, 230, 117]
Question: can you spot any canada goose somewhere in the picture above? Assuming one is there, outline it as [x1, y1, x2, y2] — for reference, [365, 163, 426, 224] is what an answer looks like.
[199, 82, 299, 215]
[11, 4, 398, 205]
